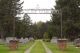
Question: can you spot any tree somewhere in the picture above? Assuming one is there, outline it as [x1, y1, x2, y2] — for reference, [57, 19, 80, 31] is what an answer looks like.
[29, 21, 50, 39]
[30, 23, 38, 39]
[43, 32, 49, 39]
[0, 0, 23, 38]
[51, 12, 61, 38]
[51, 0, 80, 40]
[15, 13, 32, 38]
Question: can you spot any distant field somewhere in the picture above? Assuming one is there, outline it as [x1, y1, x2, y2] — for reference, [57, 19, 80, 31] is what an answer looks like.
[0, 41, 34, 53]
[45, 42, 80, 53]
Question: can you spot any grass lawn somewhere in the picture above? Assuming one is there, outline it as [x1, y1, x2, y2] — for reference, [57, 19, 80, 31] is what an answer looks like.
[44, 42, 80, 53]
[30, 40, 46, 53]
[0, 41, 34, 53]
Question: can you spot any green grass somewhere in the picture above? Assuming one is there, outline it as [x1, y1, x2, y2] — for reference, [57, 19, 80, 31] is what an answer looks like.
[0, 41, 34, 53]
[44, 42, 80, 53]
[30, 40, 46, 53]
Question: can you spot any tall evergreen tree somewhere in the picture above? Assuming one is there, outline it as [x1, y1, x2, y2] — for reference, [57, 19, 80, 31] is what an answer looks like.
[15, 13, 32, 38]
[0, 0, 23, 38]
[51, 0, 80, 40]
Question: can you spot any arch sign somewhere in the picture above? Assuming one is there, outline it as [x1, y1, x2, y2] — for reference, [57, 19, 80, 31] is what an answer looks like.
[21, 9, 59, 14]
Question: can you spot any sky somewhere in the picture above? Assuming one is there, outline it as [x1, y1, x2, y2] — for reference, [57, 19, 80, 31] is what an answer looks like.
[21, 0, 56, 23]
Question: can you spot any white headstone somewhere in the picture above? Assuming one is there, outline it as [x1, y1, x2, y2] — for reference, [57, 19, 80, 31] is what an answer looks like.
[19, 37, 24, 43]
[0, 39, 5, 44]
[29, 37, 34, 41]
[74, 38, 80, 47]
[19, 37, 29, 44]
[24, 38, 29, 43]
[6, 37, 17, 43]
[0, 39, 3, 42]
[51, 37, 58, 44]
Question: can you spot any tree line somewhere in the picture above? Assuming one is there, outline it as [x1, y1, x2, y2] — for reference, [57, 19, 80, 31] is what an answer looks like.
[0, 0, 80, 41]
[32, 0, 80, 41]
[33, 0, 80, 41]
[50, 0, 80, 40]
[0, 0, 32, 39]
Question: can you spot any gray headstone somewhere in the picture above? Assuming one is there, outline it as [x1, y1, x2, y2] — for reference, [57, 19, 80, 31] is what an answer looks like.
[6, 37, 17, 43]
[51, 37, 58, 44]
[29, 37, 34, 41]
[0, 39, 3, 44]
[74, 38, 80, 47]
[0, 39, 5, 44]
[19, 37, 29, 44]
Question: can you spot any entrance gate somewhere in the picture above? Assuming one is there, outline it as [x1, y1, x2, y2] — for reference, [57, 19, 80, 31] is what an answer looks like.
[21, 9, 59, 14]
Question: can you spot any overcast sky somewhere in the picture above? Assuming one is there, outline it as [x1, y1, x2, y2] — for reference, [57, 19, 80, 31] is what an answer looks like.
[21, 0, 56, 23]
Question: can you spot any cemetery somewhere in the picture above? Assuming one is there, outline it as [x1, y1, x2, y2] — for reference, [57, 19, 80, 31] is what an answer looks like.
[51, 37, 58, 44]
[0, 0, 80, 53]
[0, 39, 80, 53]
[0, 41, 34, 53]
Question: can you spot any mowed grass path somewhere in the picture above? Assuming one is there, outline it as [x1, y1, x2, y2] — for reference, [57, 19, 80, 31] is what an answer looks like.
[0, 41, 34, 53]
[30, 40, 46, 53]
[45, 42, 80, 53]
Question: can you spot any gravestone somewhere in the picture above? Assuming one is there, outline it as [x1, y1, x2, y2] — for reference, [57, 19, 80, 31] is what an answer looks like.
[0, 39, 6, 44]
[29, 37, 34, 41]
[0, 39, 5, 44]
[19, 37, 24, 43]
[74, 38, 80, 47]
[6, 37, 17, 44]
[51, 37, 58, 44]
[19, 37, 29, 44]
[0, 39, 3, 43]
[24, 38, 29, 43]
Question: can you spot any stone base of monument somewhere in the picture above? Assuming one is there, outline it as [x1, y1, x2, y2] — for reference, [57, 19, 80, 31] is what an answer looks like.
[57, 39, 67, 50]
[9, 40, 18, 50]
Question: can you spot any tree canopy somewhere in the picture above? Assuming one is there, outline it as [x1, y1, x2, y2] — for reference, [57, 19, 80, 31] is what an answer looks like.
[51, 0, 80, 40]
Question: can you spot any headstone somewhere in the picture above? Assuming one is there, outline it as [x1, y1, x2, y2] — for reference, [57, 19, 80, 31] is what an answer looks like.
[24, 38, 29, 43]
[51, 37, 58, 44]
[0, 39, 5, 44]
[29, 37, 34, 41]
[0, 39, 3, 42]
[19, 37, 29, 44]
[6, 37, 17, 44]
[74, 38, 80, 47]
[19, 37, 24, 43]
